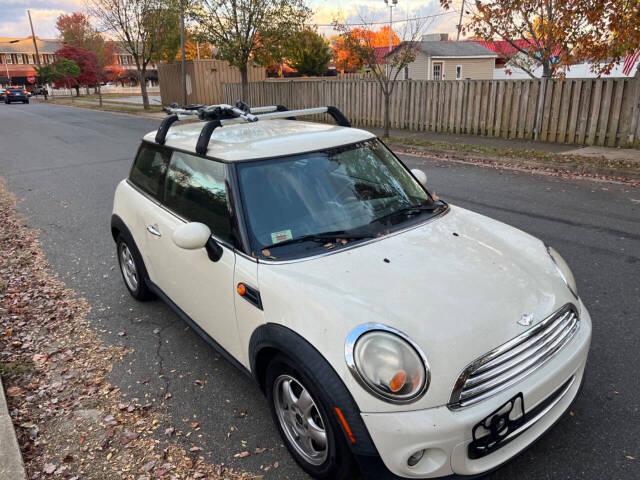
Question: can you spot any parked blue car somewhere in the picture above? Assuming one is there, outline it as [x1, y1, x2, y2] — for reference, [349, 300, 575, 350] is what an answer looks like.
[4, 87, 29, 104]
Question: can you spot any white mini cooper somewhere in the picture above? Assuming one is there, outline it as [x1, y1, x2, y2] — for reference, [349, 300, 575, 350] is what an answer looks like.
[111, 103, 592, 479]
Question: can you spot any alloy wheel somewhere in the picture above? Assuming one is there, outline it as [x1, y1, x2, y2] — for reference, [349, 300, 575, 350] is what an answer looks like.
[119, 243, 139, 292]
[273, 374, 328, 466]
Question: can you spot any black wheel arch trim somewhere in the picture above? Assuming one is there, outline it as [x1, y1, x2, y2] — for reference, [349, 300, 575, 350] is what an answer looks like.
[110, 214, 152, 285]
[248, 323, 379, 459]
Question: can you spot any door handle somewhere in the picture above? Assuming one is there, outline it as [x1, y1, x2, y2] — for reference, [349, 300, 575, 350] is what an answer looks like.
[146, 224, 162, 237]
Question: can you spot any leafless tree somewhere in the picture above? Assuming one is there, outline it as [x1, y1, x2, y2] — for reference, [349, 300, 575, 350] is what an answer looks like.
[86, 0, 173, 109]
[334, 15, 430, 137]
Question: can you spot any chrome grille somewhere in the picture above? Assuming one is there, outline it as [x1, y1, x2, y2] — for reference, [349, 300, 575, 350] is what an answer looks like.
[449, 304, 579, 409]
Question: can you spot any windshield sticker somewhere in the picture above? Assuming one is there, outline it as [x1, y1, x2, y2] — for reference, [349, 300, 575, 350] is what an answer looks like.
[271, 229, 293, 244]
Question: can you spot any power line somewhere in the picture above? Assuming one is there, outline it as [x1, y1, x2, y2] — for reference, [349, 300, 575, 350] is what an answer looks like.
[313, 10, 457, 28]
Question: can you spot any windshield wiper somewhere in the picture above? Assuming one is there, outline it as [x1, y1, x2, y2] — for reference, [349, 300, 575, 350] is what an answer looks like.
[372, 203, 440, 225]
[262, 228, 377, 252]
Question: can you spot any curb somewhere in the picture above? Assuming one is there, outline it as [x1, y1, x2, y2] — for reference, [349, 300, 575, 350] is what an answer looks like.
[389, 142, 640, 186]
[0, 378, 27, 480]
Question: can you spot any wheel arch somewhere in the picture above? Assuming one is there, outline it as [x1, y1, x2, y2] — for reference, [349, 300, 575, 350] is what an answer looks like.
[110, 214, 151, 284]
[248, 323, 380, 459]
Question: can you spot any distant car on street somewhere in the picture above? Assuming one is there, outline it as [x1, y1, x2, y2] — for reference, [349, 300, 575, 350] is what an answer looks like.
[4, 87, 29, 104]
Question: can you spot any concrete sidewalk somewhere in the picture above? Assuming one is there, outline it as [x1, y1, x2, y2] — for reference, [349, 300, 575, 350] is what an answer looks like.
[0, 379, 26, 480]
[365, 127, 640, 164]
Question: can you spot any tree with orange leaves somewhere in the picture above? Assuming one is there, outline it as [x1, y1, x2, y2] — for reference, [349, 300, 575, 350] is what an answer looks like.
[333, 26, 400, 72]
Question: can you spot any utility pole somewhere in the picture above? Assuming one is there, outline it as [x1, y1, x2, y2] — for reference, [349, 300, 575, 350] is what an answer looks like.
[456, 0, 465, 41]
[27, 9, 41, 67]
[384, 0, 398, 77]
[180, 8, 187, 106]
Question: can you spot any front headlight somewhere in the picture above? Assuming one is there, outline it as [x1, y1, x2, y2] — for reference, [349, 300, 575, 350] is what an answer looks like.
[345, 324, 429, 403]
[547, 245, 578, 299]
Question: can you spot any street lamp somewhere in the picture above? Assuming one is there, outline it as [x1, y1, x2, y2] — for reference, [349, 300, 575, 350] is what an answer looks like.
[383, 0, 398, 77]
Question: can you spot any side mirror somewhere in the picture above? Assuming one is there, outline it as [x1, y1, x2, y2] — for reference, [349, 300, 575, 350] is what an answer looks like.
[172, 222, 211, 250]
[172, 222, 224, 262]
[411, 168, 428, 187]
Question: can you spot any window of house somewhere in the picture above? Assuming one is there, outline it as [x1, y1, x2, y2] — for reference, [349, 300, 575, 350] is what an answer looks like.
[6, 55, 13, 64]
[163, 151, 234, 244]
[432, 62, 442, 81]
[16, 55, 23, 64]
[25, 55, 33, 64]
[404, 66, 409, 80]
[456, 65, 462, 79]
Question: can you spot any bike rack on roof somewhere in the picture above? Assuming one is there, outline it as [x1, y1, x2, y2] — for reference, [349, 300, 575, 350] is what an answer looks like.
[154, 102, 351, 155]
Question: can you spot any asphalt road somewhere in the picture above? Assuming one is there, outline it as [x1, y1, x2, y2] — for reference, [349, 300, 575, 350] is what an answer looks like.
[1, 103, 638, 479]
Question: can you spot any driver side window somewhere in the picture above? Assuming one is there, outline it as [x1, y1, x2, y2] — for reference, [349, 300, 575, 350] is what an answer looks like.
[163, 152, 234, 245]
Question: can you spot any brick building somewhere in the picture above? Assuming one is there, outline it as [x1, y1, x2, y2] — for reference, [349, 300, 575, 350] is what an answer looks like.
[0, 36, 158, 88]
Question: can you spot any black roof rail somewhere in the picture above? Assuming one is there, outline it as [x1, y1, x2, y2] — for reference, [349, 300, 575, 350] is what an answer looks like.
[155, 114, 179, 145]
[157, 103, 352, 156]
[326, 106, 351, 127]
[196, 120, 223, 155]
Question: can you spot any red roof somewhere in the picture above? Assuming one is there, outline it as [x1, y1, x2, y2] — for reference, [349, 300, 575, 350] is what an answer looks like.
[468, 39, 561, 58]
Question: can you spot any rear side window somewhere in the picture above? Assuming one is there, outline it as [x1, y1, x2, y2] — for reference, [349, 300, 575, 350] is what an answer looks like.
[163, 151, 234, 245]
[129, 144, 170, 198]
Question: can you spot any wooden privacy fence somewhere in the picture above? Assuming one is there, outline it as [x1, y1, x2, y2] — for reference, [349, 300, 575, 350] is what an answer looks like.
[222, 78, 640, 147]
[158, 60, 265, 106]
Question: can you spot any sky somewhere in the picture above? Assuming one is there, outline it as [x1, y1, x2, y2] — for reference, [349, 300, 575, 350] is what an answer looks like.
[0, 0, 462, 40]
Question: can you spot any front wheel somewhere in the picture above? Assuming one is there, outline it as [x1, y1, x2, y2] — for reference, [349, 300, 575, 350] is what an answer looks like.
[266, 355, 357, 479]
[116, 235, 154, 301]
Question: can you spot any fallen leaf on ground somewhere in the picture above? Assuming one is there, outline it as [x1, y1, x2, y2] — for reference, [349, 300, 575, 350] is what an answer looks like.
[6, 386, 23, 397]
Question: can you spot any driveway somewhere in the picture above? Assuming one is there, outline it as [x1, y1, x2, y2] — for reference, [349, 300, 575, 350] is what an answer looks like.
[0, 103, 638, 479]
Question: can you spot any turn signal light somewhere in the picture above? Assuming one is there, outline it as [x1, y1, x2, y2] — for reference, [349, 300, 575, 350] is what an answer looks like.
[333, 407, 356, 443]
[389, 370, 407, 392]
[236, 283, 246, 296]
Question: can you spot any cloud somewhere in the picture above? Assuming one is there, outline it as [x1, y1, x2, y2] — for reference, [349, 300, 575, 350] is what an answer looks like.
[0, 1, 85, 38]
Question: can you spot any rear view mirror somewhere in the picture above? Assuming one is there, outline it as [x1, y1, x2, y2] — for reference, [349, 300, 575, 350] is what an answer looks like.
[411, 168, 428, 187]
[172, 222, 211, 250]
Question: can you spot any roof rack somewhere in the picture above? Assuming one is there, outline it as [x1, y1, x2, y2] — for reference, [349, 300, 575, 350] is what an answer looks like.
[155, 102, 351, 155]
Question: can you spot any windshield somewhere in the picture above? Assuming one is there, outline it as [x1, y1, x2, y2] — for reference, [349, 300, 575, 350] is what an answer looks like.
[236, 139, 446, 260]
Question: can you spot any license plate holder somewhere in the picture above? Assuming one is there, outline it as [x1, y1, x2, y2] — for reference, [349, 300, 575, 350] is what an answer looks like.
[469, 392, 525, 459]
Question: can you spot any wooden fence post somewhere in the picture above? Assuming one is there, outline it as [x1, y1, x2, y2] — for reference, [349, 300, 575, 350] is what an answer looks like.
[534, 78, 547, 141]
[628, 69, 640, 146]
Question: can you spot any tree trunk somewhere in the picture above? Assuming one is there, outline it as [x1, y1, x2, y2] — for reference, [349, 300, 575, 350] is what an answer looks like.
[542, 60, 552, 78]
[240, 64, 249, 102]
[98, 83, 103, 108]
[139, 68, 150, 110]
[75, 86, 80, 97]
[383, 92, 391, 138]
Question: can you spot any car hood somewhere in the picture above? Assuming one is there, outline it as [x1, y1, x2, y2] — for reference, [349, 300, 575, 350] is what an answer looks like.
[257, 205, 577, 411]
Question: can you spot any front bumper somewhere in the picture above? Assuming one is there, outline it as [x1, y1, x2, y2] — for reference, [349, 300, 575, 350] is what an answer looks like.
[361, 302, 592, 479]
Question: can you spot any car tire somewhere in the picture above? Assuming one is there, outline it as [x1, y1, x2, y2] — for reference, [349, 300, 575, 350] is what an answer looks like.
[265, 354, 357, 480]
[24, 100, 29, 104]
[116, 234, 154, 301]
